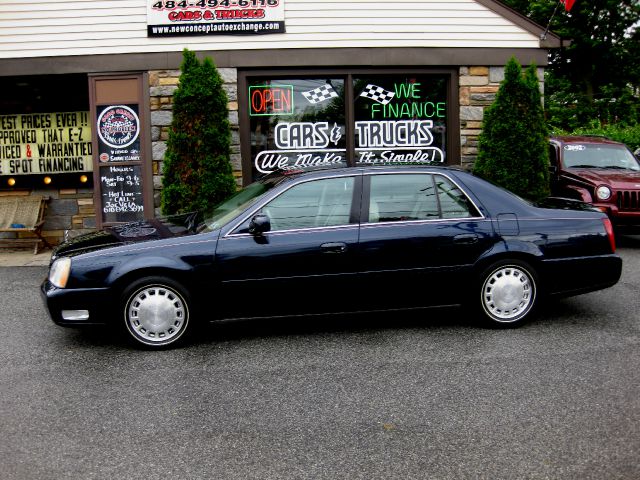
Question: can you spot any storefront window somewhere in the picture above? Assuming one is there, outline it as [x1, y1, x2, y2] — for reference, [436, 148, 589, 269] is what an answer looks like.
[248, 78, 346, 180]
[245, 72, 451, 182]
[354, 75, 447, 166]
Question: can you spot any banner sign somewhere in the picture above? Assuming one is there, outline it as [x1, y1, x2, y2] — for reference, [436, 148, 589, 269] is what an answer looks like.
[0, 112, 92, 176]
[147, 0, 285, 37]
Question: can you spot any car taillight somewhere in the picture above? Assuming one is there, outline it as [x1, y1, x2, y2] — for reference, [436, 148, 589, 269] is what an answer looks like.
[603, 217, 616, 253]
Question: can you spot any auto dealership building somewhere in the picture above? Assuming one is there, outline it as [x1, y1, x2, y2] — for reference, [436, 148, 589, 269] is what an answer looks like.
[0, 0, 560, 245]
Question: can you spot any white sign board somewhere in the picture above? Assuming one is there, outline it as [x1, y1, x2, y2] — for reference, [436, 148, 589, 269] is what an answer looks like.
[147, 0, 285, 37]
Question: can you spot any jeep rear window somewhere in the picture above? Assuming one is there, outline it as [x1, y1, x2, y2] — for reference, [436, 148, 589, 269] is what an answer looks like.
[563, 144, 640, 171]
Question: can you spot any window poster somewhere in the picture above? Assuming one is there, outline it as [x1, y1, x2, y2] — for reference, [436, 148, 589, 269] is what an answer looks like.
[247, 74, 449, 181]
[0, 112, 92, 175]
[96, 104, 141, 163]
[248, 78, 347, 179]
[354, 75, 447, 166]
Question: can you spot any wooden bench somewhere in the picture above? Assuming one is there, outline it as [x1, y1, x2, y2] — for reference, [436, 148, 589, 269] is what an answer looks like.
[0, 195, 51, 254]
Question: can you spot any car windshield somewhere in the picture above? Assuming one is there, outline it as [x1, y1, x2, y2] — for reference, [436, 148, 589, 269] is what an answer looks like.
[199, 174, 284, 232]
[563, 144, 640, 171]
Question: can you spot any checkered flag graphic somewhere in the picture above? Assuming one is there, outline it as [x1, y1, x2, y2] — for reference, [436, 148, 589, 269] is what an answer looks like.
[302, 84, 339, 104]
[359, 84, 395, 105]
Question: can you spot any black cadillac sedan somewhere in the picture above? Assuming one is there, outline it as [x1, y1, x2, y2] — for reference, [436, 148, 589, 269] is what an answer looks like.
[42, 166, 622, 348]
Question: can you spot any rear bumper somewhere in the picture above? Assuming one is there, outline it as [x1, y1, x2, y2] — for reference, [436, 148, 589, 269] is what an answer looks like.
[542, 254, 622, 297]
[41, 279, 115, 326]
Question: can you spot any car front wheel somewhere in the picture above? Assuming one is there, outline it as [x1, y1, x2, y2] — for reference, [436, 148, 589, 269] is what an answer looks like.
[122, 277, 191, 348]
[478, 260, 537, 327]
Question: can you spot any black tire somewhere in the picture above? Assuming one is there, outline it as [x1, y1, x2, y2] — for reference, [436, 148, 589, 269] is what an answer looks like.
[476, 260, 538, 327]
[121, 276, 191, 349]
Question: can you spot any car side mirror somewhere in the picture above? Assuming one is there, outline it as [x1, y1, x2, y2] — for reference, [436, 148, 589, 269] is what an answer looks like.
[634, 148, 640, 160]
[249, 213, 271, 235]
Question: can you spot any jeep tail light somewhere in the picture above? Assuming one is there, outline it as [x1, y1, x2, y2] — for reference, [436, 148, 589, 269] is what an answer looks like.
[603, 217, 616, 253]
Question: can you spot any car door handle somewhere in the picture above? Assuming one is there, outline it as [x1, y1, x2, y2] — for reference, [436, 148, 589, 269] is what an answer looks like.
[453, 234, 479, 245]
[320, 242, 347, 253]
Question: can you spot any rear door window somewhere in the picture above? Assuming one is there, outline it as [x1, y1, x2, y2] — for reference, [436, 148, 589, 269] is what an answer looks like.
[367, 173, 478, 222]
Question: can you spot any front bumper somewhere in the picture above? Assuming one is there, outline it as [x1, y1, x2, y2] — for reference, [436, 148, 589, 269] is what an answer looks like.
[41, 279, 115, 326]
[592, 203, 640, 230]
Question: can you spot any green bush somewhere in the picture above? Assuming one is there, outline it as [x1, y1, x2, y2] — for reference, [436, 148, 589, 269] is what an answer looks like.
[473, 57, 550, 200]
[161, 49, 236, 215]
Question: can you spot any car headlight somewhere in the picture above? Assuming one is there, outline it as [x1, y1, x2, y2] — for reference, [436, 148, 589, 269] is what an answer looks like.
[596, 185, 612, 201]
[49, 257, 71, 288]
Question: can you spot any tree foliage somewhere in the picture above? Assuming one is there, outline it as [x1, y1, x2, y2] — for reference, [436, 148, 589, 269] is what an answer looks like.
[474, 57, 550, 200]
[501, 0, 640, 130]
[161, 48, 236, 215]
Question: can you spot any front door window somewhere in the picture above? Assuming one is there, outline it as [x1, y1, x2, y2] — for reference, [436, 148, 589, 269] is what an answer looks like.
[262, 176, 355, 231]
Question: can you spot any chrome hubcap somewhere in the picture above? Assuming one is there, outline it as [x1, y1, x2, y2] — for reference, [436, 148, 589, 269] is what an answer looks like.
[482, 266, 534, 322]
[127, 285, 187, 344]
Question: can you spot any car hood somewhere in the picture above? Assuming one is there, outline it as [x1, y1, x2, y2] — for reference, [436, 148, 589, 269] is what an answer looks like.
[566, 169, 640, 188]
[52, 212, 203, 259]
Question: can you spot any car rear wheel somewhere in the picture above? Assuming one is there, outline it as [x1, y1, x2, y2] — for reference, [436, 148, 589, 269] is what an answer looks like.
[478, 260, 537, 327]
[122, 277, 191, 348]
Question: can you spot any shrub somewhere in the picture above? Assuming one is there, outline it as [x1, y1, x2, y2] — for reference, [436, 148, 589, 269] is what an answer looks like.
[161, 49, 236, 215]
[473, 57, 550, 200]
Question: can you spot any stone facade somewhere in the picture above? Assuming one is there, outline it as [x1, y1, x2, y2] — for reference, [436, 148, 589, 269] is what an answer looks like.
[149, 68, 242, 216]
[459, 65, 544, 170]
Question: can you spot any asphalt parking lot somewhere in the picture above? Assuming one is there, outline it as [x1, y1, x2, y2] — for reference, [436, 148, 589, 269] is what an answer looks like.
[1, 237, 639, 479]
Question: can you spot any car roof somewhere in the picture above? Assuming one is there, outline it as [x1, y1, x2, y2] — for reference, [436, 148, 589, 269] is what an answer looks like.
[264, 164, 467, 182]
[550, 135, 624, 146]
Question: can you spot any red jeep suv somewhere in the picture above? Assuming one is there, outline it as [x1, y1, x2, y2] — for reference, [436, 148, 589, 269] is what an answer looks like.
[549, 135, 640, 232]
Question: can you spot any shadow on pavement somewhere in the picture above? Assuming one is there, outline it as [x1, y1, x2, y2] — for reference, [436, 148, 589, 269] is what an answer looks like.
[616, 233, 640, 248]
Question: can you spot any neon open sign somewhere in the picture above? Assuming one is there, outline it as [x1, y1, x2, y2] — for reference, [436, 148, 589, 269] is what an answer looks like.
[249, 85, 294, 116]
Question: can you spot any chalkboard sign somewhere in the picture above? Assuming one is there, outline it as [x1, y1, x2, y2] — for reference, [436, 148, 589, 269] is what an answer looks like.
[99, 164, 145, 223]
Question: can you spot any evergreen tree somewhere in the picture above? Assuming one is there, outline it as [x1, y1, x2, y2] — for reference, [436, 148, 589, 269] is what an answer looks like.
[473, 57, 550, 200]
[161, 49, 236, 215]
[500, 0, 640, 129]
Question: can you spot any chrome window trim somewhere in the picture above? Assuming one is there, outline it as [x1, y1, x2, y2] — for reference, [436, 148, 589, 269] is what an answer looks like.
[224, 224, 359, 239]
[517, 217, 605, 222]
[360, 217, 487, 230]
